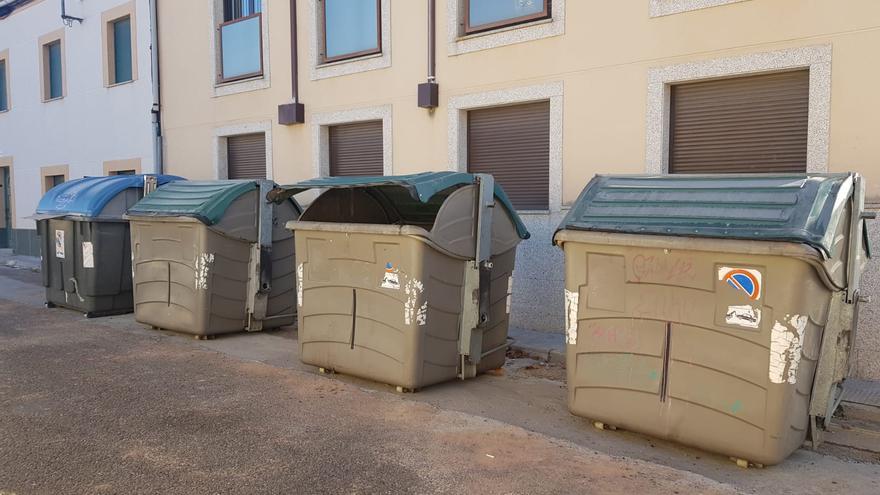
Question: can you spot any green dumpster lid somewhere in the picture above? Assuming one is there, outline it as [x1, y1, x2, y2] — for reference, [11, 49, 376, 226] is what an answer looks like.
[556, 173, 856, 257]
[127, 180, 275, 225]
[270, 172, 530, 239]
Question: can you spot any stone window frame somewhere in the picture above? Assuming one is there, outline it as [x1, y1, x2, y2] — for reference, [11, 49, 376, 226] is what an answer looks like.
[0, 156, 14, 231]
[310, 105, 393, 177]
[40, 164, 69, 194]
[447, 0, 565, 57]
[0, 49, 10, 112]
[103, 158, 142, 176]
[209, 0, 271, 97]
[645, 44, 832, 174]
[649, 0, 750, 18]
[101, 1, 138, 87]
[308, 0, 392, 81]
[38, 29, 66, 102]
[447, 81, 564, 213]
[213, 121, 274, 179]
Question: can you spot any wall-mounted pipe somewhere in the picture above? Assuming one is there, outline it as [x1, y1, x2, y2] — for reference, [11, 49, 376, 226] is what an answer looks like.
[149, 0, 163, 174]
[279, 0, 305, 125]
[418, 0, 439, 109]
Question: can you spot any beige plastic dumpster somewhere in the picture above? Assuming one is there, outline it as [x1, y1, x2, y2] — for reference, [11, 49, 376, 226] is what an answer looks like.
[126, 180, 302, 337]
[269, 172, 530, 391]
[553, 173, 872, 466]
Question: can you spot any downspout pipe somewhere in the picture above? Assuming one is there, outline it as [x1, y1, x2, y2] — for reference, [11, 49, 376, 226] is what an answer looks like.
[278, 0, 305, 125]
[149, 0, 164, 174]
[418, 0, 438, 109]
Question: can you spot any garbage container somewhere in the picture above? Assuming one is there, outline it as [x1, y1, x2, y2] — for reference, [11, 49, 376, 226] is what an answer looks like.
[553, 173, 872, 466]
[268, 172, 530, 391]
[31, 174, 183, 317]
[126, 180, 302, 337]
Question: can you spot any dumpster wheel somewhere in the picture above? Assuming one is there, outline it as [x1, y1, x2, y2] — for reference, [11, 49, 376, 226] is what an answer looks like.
[194, 334, 215, 341]
[730, 457, 764, 469]
[592, 421, 617, 431]
[395, 386, 418, 394]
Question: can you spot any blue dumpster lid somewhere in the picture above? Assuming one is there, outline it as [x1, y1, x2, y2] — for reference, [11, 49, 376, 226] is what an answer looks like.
[555, 173, 856, 257]
[269, 172, 530, 239]
[127, 180, 301, 226]
[34, 175, 183, 219]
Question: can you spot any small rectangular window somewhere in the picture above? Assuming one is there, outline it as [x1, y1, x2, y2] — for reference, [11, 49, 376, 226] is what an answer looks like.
[110, 169, 136, 175]
[218, 0, 263, 82]
[464, 0, 550, 34]
[44, 40, 63, 100]
[45, 174, 65, 192]
[321, 0, 380, 63]
[0, 59, 8, 112]
[111, 16, 133, 84]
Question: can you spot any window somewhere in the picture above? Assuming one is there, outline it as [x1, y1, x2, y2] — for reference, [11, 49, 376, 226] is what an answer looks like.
[110, 169, 136, 175]
[44, 174, 65, 192]
[218, 0, 263, 82]
[321, 0, 380, 63]
[329, 121, 383, 176]
[43, 40, 63, 100]
[226, 133, 267, 179]
[109, 16, 133, 84]
[0, 58, 8, 112]
[464, 0, 550, 34]
[668, 70, 809, 174]
[467, 102, 550, 210]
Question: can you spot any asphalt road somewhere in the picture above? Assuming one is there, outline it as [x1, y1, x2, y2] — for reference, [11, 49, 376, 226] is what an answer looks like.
[0, 269, 738, 495]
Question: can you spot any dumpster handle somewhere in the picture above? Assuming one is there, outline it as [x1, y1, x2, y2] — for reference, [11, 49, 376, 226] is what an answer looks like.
[68, 277, 85, 303]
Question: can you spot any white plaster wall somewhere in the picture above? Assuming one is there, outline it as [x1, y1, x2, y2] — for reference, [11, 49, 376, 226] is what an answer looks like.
[0, 0, 156, 230]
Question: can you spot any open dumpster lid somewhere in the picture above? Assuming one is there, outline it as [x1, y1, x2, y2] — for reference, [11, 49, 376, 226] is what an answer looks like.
[555, 173, 857, 257]
[269, 171, 530, 240]
[33, 174, 183, 220]
[127, 180, 301, 226]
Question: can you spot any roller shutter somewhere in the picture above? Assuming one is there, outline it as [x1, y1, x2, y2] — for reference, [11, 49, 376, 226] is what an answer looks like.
[227, 133, 267, 179]
[329, 120, 383, 176]
[467, 101, 550, 210]
[669, 70, 809, 174]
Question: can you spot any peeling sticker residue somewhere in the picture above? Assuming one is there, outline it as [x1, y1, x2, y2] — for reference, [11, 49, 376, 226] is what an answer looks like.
[194, 253, 215, 291]
[725, 304, 761, 328]
[131, 252, 135, 280]
[82, 242, 94, 268]
[55, 230, 65, 259]
[505, 275, 513, 314]
[404, 277, 425, 326]
[296, 263, 304, 307]
[768, 315, 807, 384]
[416, 301, 428, 326]
[380, 262, 400, 290]
[565, 289, 579, 345]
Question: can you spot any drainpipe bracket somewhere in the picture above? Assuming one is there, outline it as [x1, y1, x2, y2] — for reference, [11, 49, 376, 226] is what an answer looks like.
[278, 102, 305, 125]
[418, 82, 439, 109]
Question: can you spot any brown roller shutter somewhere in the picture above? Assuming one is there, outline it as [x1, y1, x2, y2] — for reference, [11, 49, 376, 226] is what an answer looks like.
[329, 120, 383, 176]
[467, 101, 550, 210]
[227, 133, 267, 179]
[669, 70, 809, 174]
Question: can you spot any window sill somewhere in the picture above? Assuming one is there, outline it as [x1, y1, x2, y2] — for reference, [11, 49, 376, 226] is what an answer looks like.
[317, 51, 383, 69]
[0, 108, 9, 114]
[213, 74, 270, 98]
[456, 17, 553, 42]
[42, 96, 64, 103]
[106, 79, 135, 89]
[215, 73, 265, 88]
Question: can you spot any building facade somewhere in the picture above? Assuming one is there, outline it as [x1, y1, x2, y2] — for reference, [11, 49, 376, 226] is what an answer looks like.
[0, 0, 159, 255]
[158, 0, 880, 378]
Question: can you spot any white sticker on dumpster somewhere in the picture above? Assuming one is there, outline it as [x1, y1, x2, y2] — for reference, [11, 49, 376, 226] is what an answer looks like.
[195, 253, 215, 290]
[768, 315, 808, 384]
[565, 289, 579, 345]
[55, 230, 65, 259]
[380, 262, 400, 290]
[82, 241, 94, 268]
[505, 275, 513, 314]
[297, 263, 304, 307]
[725, 304, 760, 329]
[404, 277, 425, 326]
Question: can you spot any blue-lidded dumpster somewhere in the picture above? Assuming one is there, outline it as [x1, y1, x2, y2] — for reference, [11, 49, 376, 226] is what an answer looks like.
[32, 174, 183, 317]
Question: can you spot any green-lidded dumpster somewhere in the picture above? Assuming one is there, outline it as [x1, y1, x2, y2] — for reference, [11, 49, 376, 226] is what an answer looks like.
[553, 173, 872, 466]
[269, 172, 530, 391]
[31, 174, 183, 317]
[126, 180, 302, 337]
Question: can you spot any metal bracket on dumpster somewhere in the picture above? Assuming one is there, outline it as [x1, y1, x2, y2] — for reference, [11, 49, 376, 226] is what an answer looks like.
[246, 180, 274, 332]
[459, 174, 495, 379]
[845, 174, 870, 304]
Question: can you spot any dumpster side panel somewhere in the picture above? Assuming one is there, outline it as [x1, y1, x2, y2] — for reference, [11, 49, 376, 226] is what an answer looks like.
[477, 248, 517, 373]
[264, 200, 299, 327]
[563, 235, 832, 465]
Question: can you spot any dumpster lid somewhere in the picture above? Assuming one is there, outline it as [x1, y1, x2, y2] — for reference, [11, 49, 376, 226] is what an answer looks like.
[127, 180, 301, 225]
[555, 173, 855, 257]
[33, 174, 183, 220]
[269, 172, 530, 239]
